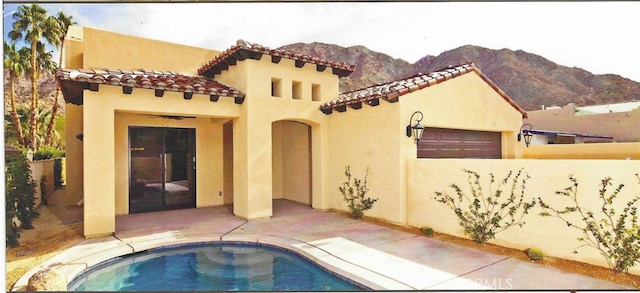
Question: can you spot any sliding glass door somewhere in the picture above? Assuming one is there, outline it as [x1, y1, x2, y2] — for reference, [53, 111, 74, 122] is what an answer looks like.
[129, 127, 196, 213]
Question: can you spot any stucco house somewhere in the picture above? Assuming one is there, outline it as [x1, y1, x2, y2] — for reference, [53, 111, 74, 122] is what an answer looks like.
[57, 27, 528, 238]
[525, 102, 640, 142]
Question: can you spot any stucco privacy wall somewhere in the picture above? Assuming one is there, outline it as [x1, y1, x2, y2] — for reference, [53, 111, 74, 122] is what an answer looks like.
[525, 103, 640, 142]
[28, 160, 55, 208]
[407, 158, 640, 274]
[327, 71, 524, 224]
[524, 142, 640, 160]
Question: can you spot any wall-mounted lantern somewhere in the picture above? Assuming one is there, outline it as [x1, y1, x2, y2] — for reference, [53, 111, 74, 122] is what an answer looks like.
[406, 111, 425, 144]
[518, 124, 533, 147]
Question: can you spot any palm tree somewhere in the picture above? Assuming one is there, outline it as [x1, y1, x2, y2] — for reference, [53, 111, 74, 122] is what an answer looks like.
[3, 41, 31, 146]
[9, 4, 62, 150]
[4, 105, 59, 150]
[45, 11, 76, 146]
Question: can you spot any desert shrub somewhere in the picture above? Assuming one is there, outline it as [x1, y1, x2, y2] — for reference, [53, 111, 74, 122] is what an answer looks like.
[433, 169, 536, 243]
[5, 153, 39, 244]
[527, 248, 544, 261]
[538, 175, 640, 274]
[339, 166, 378, 219]
[421, 226, 434, 236]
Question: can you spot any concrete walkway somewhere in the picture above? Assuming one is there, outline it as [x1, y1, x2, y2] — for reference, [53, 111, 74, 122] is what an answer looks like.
[14, 200, 630, 290]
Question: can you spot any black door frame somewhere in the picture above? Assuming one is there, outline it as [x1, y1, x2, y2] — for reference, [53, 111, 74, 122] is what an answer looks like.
[128, 126, 196, 213]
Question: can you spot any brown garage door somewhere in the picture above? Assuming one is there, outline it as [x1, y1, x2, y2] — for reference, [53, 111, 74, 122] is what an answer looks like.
[418, 128, 502, 158]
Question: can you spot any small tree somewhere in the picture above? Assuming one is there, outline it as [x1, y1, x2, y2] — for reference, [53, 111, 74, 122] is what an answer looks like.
[433, 169, 536, 243]
[538, 175, 640, 274]
[339, 166, 378, 219]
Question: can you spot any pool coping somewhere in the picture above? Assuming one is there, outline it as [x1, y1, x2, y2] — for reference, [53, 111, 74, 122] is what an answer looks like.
[15, 231, 435, 291]
[12, 201, 632, 291]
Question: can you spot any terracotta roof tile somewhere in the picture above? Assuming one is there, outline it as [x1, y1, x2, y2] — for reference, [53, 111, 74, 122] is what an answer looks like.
[320, 63, 528, 118]
[56, 68, 245, 105]
[198, 40, 356, 78]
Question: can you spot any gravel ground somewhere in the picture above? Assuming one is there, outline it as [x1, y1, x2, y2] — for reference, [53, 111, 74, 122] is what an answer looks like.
[5, 188, 83, 291]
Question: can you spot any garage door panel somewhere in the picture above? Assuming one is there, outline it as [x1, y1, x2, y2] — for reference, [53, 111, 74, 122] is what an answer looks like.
[440, 132, 463, 143]
[418, 128, 502, 159]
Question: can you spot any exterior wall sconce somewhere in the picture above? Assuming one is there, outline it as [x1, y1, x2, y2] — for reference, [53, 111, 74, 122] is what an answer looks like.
[518, 124, 533, 147]
[406, 111, 425, 144]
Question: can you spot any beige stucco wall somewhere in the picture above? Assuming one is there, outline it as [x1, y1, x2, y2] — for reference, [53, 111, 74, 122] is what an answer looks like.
[524, 142, 640, 160]
[525, 103, 640, 142]
[407, 158, 640, 274]
[327, 71, 525, 225]
[80, 27, 220, 75]
[64, 103, 83, 206]
[216, 56, 337, 220]
[328, 101, 404, 223]
[28, 160, 55, 208]
[82, 85, 240, 236]
[67, 26, 527, 237]
[63, 28, 85, 206]
[69, 26, 342, 235]
[272, 120, 312, 205]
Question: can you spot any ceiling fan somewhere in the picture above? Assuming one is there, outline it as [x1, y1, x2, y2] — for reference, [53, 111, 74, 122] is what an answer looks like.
[143, 114, 197, 120]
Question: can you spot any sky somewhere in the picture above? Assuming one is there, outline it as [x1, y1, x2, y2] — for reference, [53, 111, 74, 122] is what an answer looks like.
[3, 2, 640, 82]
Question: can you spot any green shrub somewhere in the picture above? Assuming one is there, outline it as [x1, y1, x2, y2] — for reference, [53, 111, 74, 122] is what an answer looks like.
[339, 166, 378, 219]
[527, 248, 544, 261]
[33, 146, 65, 161]
[5, 154, 39, 239]
[6, 220, 19, 248]
[539, 175, 640, 274]
[53, 158, 63, 187]
[421, 226, 434, 236]
[40, 175, 48, 205]
[433, 169, 536, 243]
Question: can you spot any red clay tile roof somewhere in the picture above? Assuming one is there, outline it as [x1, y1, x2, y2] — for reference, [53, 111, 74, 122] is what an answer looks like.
[198, 40, 356, 78]
[56, 68, 245, 105]
[320, 63, 528, 118]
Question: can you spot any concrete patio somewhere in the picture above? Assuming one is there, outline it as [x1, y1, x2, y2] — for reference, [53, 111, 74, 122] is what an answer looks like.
[14, 199, 630, 290]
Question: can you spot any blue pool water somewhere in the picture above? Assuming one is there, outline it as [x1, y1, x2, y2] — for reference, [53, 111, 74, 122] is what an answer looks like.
[68, 242, 368, 291]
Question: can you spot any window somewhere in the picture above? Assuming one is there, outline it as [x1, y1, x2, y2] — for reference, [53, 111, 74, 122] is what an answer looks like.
[271, 78, 282, 97]
[292, 80, 302, 100]
[312, 83, 321, 101]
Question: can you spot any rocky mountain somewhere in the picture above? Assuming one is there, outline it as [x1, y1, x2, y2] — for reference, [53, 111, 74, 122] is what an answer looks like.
[6, 45, 639, 112]
[278, 43, 640, 111]
[279, 42, 413, 93]
[4, 71, 59, 112]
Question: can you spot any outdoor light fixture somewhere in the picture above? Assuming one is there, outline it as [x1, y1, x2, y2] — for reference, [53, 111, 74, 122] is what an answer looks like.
[518, 124, 533, 147]
[406, 111, 425, 144]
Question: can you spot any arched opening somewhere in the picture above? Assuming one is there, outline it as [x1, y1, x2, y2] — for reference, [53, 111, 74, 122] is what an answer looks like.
[272, 120, 312, 205]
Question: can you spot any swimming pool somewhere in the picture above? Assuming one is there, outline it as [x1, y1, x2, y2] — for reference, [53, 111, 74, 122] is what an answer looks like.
[68, 242, 369, 291]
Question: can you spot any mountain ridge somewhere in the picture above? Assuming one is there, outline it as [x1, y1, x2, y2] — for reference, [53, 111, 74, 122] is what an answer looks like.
[278, 43, 640, 111]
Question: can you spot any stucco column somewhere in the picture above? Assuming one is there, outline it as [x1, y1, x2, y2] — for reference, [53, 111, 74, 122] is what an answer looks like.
[233, 115, 273, 220]
[64, 103, 84, 206]
[311, 123, 330, 210]
[82, 94, 116, 237]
